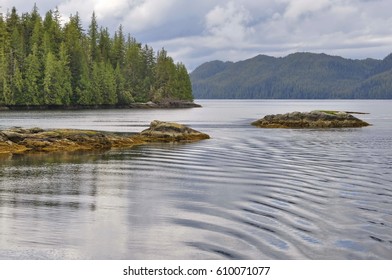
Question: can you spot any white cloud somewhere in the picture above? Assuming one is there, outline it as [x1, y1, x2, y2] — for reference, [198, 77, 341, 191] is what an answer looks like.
[94, 0, 130, 19]
[205, 1, 254, 43]
[0, 0, 64, 14]
[281, 0, 331, 20]
[121, 0, 177, 32]
[1, 0, 392, 71]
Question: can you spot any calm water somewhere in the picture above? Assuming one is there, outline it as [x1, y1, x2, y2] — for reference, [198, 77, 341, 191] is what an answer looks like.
[1, 100, 392, 259]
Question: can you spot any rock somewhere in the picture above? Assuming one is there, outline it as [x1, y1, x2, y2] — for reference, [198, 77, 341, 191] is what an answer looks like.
[0, 121, 209, 154]
[1, 131, 26, 143]
[140, 120, 210, 142]
[0, 130, 29, 154]
[0, 128, 120, 154]
[0, 127, 45, 143]
[252, 110, 370, 128]
[156, 100, 202, 108]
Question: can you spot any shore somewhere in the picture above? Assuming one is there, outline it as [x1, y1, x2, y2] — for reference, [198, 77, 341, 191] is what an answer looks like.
[0, 100, 201, 111]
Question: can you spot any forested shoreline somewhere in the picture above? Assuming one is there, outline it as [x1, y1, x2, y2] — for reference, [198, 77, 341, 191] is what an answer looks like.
[0, 5, 193, 108]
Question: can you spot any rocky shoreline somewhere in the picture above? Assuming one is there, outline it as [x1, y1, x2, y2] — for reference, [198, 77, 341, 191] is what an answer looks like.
[0, 121, 210, 155]
[0, 109, 372, 155]
[252, 110, 370, 128]
[0, 101, 201, 111]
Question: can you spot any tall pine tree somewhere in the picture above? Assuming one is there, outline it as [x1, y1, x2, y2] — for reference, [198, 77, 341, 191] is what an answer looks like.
[24, 43, 42, 104]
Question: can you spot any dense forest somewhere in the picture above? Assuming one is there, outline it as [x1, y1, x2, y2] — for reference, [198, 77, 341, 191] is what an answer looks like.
[191, 52, 392, 99]
[0, 5, 193, 108]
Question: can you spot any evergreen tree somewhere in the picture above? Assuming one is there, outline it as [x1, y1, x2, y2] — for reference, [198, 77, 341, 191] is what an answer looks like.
[89, 61, 103, 105]
[2, 77, 12, 105]
[102, 62, 117, 105]
[154, 48, 176, 101]
[88, 61, 117, 105]
[175, 63, 193, 101]
[57, 43, 72, 105]
[43, 50, 71, 105]
[111, 25, 125, 67]
[10, 26, 24, 65]
[12, 59, 24, 104]
[42, 10, 62, 55]
[21, 4, 40, 55]
[30, 12, 43, 54]
[64, 13, 90, 104]
[115, 63, 133, 105]
[98, 27, 111, 63]
[88, 12, 99, 63]
[123, 38, 145, 101]
[24, 43, 42, 104]
[0, 13, 8, 48]
[43, 51, 60, 105]
[6, 7, 19, 35]
[0, 18, 7, 104]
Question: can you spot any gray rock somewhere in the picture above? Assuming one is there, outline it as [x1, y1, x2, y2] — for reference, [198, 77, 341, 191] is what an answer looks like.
[252, 110, 370, 128]
[1, 121, 210, 154]
[140, 120, 210, 141]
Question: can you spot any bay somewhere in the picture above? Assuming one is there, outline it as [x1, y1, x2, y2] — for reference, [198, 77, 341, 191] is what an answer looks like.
[0, 100, 392, 259]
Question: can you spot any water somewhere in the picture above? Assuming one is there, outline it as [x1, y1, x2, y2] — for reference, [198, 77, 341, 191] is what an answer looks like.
[1, 100, 392, 259]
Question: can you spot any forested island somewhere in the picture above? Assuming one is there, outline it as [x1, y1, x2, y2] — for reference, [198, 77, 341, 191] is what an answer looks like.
[191, 52, 392, 99]
[0, 5, 195, 109]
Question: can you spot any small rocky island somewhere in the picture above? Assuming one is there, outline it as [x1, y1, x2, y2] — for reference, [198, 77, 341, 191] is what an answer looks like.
[252, 110, 370, 128]
[0, 121, 209, 155]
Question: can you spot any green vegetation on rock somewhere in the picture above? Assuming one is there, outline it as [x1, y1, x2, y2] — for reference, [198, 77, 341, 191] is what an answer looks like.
[0, 121, 210, 154]
[251, 111, 370, 128]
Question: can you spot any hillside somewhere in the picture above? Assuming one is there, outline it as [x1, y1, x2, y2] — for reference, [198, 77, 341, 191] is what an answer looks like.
[190, 52, 392, 99]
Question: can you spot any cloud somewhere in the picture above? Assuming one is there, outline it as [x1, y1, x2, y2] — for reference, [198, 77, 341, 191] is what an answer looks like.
[120, 0, 177, 32]
[281, 0, 331, 20]
[0, 0, 64, 14]
[205, 2, 254, 44]
[1, 0, 392, 71]
[151, 0, 392, 70]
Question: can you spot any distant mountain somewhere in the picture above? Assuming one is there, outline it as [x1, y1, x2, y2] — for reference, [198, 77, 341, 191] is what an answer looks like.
[190, 52, 392, 99]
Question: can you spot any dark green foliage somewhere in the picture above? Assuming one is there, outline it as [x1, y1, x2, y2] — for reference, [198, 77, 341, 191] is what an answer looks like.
[0, 5, 193, 106]
[88, 12, 99, 63]
[174, 63, 193, 101]
[24, 44, 42, 104]
[191, 52, 392, 99]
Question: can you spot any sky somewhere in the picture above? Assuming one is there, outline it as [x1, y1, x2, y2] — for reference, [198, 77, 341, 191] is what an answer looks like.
[1, 0, 392, 71]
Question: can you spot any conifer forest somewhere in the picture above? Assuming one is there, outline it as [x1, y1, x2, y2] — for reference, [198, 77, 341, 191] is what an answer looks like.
[0, 5, 193, 108]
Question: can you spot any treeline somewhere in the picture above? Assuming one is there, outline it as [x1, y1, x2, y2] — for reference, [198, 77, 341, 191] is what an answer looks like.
[191, 52, 392, 99]
[0, 5, 193, 107]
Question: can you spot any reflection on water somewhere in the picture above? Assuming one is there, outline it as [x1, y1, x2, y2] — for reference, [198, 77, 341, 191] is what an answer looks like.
[1, 100, 392, 259]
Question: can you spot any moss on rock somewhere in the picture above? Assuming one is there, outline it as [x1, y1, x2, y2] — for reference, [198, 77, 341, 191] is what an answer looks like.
[139, 120, 210, 142]
[0, 121, 210, 155]
[252, 111, 370, 128]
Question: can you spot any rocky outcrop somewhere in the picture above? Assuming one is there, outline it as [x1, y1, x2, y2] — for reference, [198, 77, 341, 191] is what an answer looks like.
[128, 100, 201, 109]
[139, 120, 210, 142]
[0, 121, 209, 155]
[1, 100, 201, 111]
[252, 110, 370, 128]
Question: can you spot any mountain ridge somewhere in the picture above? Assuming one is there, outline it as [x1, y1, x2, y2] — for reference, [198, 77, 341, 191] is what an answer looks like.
[190, 52, 392, 99]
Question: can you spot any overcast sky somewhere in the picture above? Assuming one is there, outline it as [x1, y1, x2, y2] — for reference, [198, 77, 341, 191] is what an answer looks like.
[1, 0, 392, 71]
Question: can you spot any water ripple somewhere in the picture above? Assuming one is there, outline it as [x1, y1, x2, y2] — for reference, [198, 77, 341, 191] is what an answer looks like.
[1, 101, 392, 259]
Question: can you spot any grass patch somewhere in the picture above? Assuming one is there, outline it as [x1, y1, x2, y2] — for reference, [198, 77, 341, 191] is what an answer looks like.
[314, 110, 341, 115]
